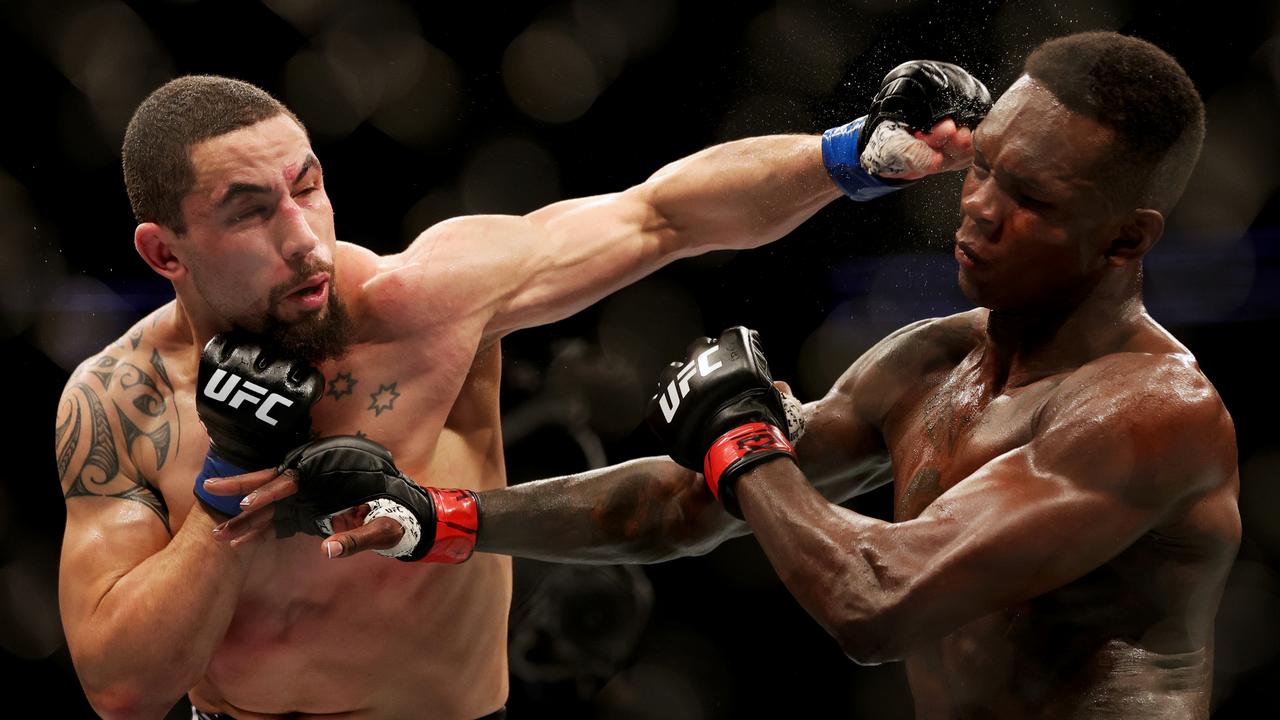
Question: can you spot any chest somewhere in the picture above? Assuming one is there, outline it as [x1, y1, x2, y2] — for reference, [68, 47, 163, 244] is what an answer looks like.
[159, 334, 500, 527]
[306, 340, 476, 447]
[885, 366, 1062, 521]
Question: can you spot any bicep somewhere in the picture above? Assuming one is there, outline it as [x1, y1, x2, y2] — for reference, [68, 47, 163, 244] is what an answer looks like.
[879, 414, 1200, 647]
[901, 448, 1158, 609]
[397, 192, 671, 340]
[796, 393, 892, 503]
[792, 319, 944, 503]
[56, 378, 172, 643]
[485, 188, 675, 338]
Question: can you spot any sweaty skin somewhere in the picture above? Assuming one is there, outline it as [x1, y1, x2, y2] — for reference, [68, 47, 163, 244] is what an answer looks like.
[458, 77, 1240, 719]
[737, 309, 1238, 719]
[54, 111, 866, 719]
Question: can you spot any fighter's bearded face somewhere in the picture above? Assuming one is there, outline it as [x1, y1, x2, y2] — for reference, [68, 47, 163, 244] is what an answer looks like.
[955, 75, 1138, 313]
[175, 114, 351, 361]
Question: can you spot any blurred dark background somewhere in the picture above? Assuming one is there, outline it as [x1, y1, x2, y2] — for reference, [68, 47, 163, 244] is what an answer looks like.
[2, 0, 1278, 717]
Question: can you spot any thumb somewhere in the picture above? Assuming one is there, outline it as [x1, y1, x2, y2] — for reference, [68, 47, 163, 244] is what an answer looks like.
[322, 516, 405, 559]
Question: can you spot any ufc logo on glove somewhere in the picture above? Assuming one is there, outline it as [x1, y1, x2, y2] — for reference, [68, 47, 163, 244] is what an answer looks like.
[202, 368, 296, 426]
[658, 345, 724, 422]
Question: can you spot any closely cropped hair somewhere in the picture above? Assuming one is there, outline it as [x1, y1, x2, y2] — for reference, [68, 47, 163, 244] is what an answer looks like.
[122, 76, 303, 232]
[1024, 32, 1205, 213]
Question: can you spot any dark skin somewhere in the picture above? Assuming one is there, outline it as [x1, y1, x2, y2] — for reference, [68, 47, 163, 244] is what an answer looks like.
[492, 78, 1236, 718]
[735, 78, 1239, 717]
[214, 77, 1240, 717]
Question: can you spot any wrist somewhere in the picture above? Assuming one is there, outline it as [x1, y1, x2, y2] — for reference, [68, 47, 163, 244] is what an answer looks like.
[413, 488, 481, 564]
[821, 116, 914, 201]
[703, 422, 795, 518]
[188, 504, 264, 568]
[194, 451, 251, 517]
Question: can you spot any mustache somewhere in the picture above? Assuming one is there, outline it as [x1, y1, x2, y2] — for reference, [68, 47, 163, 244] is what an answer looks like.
[269, 259, 336, 305]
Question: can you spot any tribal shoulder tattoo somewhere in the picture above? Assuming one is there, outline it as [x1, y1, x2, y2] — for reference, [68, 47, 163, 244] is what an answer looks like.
[55, 337, 180, 532]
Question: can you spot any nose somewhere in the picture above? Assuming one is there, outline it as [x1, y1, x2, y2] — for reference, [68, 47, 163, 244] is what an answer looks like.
[276, 197, 320, 262]
[960, 171, 1007, 235]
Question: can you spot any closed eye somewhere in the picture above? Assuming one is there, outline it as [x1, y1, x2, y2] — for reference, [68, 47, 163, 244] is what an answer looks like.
[232, 206, 269, 224]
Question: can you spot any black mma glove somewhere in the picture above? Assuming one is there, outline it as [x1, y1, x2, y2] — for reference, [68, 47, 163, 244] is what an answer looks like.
[271, 436, 480, 564]
[194, 332, 324, 516]
[645, 327, 795, 518]
[823, 59, 992, 200]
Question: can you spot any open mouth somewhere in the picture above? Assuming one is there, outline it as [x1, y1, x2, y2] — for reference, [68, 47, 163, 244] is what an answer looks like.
[291, 280, 326, 298]
[285, 274, 330, 308]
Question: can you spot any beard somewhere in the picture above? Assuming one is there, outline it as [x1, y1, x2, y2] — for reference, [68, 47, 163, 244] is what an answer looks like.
[232, 260, 355, 364]
[259, 285, 353, 363]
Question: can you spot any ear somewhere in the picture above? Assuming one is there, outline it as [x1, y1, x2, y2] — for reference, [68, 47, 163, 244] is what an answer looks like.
[1105, 209, 1164, 266]
[134, 223, 187, 280]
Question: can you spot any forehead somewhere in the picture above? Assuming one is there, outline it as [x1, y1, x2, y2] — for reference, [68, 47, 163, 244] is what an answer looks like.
[976, 75, 1116, 185]
[187, 114, 312, 194]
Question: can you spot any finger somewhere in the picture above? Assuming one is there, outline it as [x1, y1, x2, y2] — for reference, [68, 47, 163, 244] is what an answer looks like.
[322, 516, 406, 559]
[237, 471, 301, 512]
[773, 380, 793, 396]
[228, 523, 269, 548]
[213, 504, 275, 544]
[947, 125, 973, 155]
[202, 467, 282, 496]
[916, 118, 958, 150]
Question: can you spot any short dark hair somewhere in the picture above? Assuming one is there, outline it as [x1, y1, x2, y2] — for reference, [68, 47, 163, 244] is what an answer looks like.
[1023, 32, 1205, 213]
[122, 75, 304, 232]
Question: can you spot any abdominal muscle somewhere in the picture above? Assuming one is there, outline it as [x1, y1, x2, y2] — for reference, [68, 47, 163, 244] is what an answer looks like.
[188, 381, 513, 719]
[191, 542, 511, 720]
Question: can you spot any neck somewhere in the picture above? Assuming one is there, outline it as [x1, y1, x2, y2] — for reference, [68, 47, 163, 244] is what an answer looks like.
[979, 267, 1145, 391]
[170, 287, 233, 376]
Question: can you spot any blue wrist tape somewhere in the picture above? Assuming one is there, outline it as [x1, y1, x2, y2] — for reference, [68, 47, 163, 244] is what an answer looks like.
[194, 452, 249, 517]
[821, 116, 911, 202]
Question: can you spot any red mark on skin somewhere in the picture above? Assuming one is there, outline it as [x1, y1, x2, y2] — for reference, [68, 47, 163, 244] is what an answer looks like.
[282, 162, 300, 183]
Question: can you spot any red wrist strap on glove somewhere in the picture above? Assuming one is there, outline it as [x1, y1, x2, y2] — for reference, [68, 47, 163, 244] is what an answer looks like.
[417, 488, 480, 564]
[702, 422, 795, 508]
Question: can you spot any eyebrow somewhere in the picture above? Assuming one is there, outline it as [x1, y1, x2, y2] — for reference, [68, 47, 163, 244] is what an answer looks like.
[216, 182, 272, 210]
[214, 153, 321, 210]
[292, 154, 320, 187]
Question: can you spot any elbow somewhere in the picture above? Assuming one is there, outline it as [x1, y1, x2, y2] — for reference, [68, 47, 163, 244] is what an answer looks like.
[83, 683, 172, 720]
[812, 558, 912, 665]
[832, 612, 905, 666]
[74, 648, 189, 720]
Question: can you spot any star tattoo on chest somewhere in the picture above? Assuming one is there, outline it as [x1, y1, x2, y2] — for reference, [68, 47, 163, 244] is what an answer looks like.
[368, 382, 401, 416]
[326, 371, 357, 401]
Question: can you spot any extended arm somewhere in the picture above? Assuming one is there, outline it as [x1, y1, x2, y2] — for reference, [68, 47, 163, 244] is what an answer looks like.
[384, 62, 987, 342]
[403, 134, 843, 341]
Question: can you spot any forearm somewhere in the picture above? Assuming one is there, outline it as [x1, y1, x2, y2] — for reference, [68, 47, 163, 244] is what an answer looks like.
[475, 456, 746, 564]
[644, 134, 843, 253]
[73, 507, 257, 716]
[735, 457, 901, 663]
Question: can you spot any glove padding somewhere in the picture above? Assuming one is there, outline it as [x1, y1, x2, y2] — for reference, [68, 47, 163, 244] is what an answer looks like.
[857, 59, 992, 159]
[271, 436, 479, 564]
[645, 327, 795, 518]
[194, 332, 324, 516]
[823, 59, 990, 200]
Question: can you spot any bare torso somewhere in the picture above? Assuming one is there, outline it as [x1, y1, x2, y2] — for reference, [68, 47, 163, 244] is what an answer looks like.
[878, 310, 1238, 719]
[100, 243, 512, 719]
